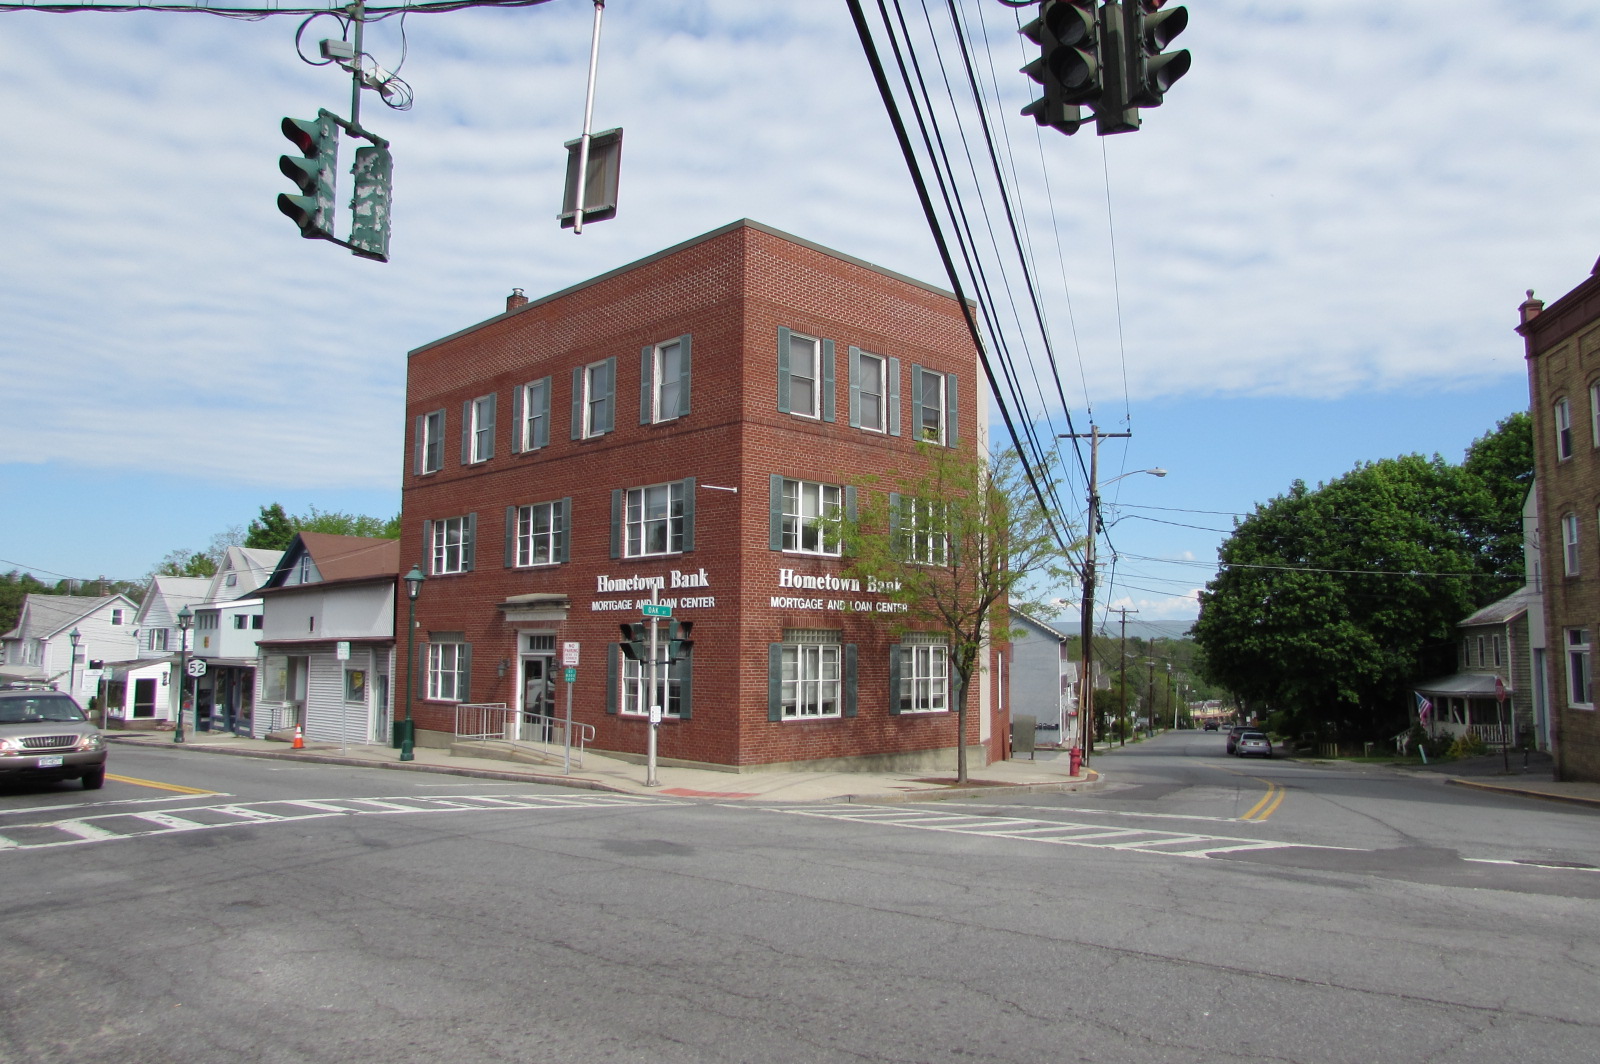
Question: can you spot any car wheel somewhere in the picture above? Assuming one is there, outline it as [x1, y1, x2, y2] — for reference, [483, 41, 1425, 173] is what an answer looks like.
[82, 767, 105, 790]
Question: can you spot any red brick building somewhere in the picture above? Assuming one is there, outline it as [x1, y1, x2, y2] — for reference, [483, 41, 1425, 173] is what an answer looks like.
[400, 220, 1005, 771]
[1521, 261, 1600, 782]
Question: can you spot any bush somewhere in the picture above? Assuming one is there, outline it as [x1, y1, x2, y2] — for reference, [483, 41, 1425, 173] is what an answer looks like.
[1448, 732, 1488, 759]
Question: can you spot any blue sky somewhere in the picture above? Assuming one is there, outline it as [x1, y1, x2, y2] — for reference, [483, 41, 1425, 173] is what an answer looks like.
[1, 1, 1592, 620]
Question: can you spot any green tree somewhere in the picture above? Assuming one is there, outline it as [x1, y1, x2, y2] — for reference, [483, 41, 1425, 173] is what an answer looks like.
[835, 446, 1074, 783]
[244, 503, 296, 550]
[0, 570, 51, 636]
[245, 502, 398, 548]
[1192, 417, 1531, 742]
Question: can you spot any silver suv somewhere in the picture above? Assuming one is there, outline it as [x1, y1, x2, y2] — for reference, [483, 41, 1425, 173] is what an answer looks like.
[0, 689, 107, 789]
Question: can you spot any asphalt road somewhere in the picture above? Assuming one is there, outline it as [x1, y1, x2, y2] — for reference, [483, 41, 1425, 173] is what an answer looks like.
[1, 738, 1596, 1064]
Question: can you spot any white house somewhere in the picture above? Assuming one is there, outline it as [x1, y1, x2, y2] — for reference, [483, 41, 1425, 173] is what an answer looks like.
[254, 533, 399, 744]
[1, 594, 140, 705]
[187, 546, 282, 735]
[1009, 609, 1075, 748]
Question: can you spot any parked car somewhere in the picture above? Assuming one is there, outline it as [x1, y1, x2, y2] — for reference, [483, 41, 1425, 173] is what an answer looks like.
[1225, 725, 1252, 754]
[1202, 721, 1219, 732]
[0, 689, 106, 789]
[1235, 731, 1273, 758]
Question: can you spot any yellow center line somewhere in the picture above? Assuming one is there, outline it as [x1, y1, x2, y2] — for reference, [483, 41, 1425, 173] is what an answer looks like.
[1239, 779, 1281, 821]
[105, 774, 217, 796]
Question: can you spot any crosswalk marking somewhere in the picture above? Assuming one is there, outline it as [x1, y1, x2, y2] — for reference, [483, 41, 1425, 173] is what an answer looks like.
[769, 805, 1342, 860]
[0, 793, 670, 853]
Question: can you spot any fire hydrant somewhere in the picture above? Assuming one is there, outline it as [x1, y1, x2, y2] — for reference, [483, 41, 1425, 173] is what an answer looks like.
[1069, 747, 1084, 776]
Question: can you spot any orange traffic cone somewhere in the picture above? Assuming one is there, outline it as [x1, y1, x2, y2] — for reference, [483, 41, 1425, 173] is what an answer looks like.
[292, 725, 304, 750]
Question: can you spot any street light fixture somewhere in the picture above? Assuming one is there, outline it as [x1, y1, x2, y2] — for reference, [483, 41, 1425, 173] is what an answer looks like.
[67, 627, 81, 701]
[174, 606, 193, 744]
[400, 564, 424, 762]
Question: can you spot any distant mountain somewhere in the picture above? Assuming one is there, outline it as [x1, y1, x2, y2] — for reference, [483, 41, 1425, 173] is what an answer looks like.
[1048, 618, 1196, 641]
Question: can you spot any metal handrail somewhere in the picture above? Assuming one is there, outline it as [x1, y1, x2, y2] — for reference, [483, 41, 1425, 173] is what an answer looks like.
[454, 702, 594, 767]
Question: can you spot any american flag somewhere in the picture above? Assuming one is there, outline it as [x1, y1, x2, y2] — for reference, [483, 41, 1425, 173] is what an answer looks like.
[1414, 692, 1433, 725]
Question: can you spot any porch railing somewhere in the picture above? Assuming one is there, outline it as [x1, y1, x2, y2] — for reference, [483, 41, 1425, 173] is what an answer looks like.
[453, 702, 594, 768]
[1467, 723, 1512, 747]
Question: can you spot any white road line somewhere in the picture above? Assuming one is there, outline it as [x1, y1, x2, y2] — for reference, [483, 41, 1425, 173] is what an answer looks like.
[50, 821, 122, 841]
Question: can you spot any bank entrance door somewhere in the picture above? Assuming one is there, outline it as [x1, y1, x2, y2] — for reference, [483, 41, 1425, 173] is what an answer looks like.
[522, 656, 555, 739]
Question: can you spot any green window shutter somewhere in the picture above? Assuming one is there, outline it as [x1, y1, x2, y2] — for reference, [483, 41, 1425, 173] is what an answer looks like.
[640, 345, 653, 425]
[822, 339, 836, 423]
[675, 652, 693, 720]
[416, 640, 429, 702]
[420, 520, 432, 573]
[844, 644, 858, 718]
[945, 373, 958, 447]
[482, 393, 496, 460]
[464, 513, 477, 572]
[768, 644, 784, 721]
[847, 346, 862, 429]
[606, 643, 618, 714]
[598, 357, 616, 434]
[769, 474, 785, 551]
[888, 493, 901, 548]
[571, 366, 583, 440]
[887, 358, 901, 436]
[845, 485, 857, 522]
[510, 385, 524, 455]
[910, 365, 924, 436]
[678, 333, 692, 417]
[681, 477, 696, 553]
[459, 643, 473, 704]
[776, 326, 792, 413]
[534, 379, 550, 448]
[888, 645, 903, 715]
[610, 489, 622, 560]
[557, 498, 571, 563]
[504, 506, 516, 568]
[460, 400, 472, 464]
[413, 414, 425, 474]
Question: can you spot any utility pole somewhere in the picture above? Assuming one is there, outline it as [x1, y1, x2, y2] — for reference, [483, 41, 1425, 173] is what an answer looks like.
[1110, 606, 1137, 745]
[1060, 425, 1130, 766]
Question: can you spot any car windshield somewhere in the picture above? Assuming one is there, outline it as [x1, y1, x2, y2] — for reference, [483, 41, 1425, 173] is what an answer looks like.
[0, 696, 87, 723]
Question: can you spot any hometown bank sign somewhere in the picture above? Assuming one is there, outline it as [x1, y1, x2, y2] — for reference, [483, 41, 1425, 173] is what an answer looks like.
[588, 567, 907, 614]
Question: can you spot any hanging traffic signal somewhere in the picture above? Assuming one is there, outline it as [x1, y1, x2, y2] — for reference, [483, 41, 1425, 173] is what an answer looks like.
[1019, 0, 1101, 135]
[348, 144, 392, 262]
[278, 111, 339, 240]
[1125, 1, 1191, 107]
[619, 622, 649, 663]
[666, 620, 693, 662]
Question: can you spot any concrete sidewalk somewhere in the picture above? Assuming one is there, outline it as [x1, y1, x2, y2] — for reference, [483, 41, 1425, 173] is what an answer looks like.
[105, 731, 1098, 803]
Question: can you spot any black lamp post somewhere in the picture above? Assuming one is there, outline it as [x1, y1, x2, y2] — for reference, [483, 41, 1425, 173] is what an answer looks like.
[68, 627, 81, 701]
[174, 605, 193, 744]
[401, 565, 424, 762]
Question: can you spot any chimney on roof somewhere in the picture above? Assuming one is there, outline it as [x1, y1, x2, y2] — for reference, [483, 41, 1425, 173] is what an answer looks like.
[1519, 289, 1544, 326]
[506, 288, 528, 312]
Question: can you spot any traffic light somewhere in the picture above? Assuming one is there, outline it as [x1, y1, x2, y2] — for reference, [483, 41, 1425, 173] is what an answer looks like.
[278, 111, 339, 240]
[619, 622, 649, 663]
[1125, 1, 1190, 107]
[666, 620, 693, 662]
[348, 144, 392, 262]
[1019, 0, 1101, 135]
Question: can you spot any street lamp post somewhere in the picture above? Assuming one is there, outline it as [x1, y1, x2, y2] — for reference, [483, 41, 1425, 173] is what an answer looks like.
[174, 606, 192, 744]
[68, 627, 81, 702]
[1059, 426, 1165, 767]
[401, 565, 424, 762]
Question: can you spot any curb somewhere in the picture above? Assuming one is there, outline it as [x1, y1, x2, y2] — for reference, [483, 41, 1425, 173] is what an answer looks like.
[1445, 776, 1600, 809]
[836, 770, 1102, 804]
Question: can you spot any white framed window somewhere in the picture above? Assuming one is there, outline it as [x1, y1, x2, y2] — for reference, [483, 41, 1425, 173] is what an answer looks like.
[787, 333, 820, 418]
[914, 366, 947, 443]
[1563, 512, 1580, 576]
[463, 393, 496, 464]
[431, 516, 472, 575]
[513, 501, 567, 567]
[1477, 636, 1486, 670]
[515, 378, 550, 452]
[251, 615, 263, 630]
[643, 336, 690, 424]
[232, 614, 247, 630]
[779, 478, 842, 555]
[900, 496, 949, 566]
[1591, 382, 1600, 448]
[415, 409, 445, 475]
[427, 640, 468, 702]
[1556, 397, 1573, 460]
[620, 649, 683, 718]
[147, 628, 169, 652]
[850, 348, 893, 433]
[297, 553, 314, 584]
[574, 359, 616, 439]
[1492, 634, 1503, 668]
[110, 608, 125, 625]
[625, 482, 686, 558]
[780, 643, 841, 719]
[1567, 627, 1591, 708]
[896, 643, 949, 714]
